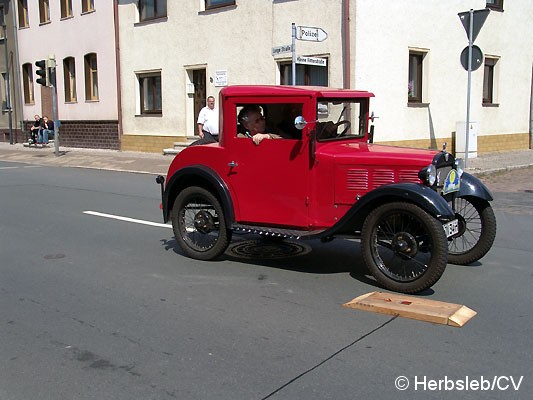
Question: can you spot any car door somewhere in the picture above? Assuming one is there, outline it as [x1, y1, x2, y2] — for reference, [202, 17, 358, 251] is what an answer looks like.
[225, 100, 311, 228]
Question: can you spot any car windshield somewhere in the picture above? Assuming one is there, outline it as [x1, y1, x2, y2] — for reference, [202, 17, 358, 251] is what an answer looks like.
[315, 98, 368, 141]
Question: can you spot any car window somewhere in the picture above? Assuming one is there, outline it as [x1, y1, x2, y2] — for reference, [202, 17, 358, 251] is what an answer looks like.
[236, 103, 303, 140]
[316, 99, 368, 141]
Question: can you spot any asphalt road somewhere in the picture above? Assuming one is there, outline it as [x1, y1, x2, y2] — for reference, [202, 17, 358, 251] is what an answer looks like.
[0, 161, 531, 399]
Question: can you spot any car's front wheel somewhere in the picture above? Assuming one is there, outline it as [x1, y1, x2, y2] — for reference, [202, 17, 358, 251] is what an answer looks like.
[361, 202, 448, 294]
[172, 186, 230, 260]
[447, 196, 496, 265]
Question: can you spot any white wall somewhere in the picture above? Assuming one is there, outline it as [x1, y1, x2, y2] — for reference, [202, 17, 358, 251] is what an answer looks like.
[17, 0, 118, 122]
[118, 0, 344, 138]
[354, 0, 533, 143]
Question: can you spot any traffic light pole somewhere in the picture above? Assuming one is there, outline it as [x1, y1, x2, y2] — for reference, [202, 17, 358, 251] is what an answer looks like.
[48, 55, 59, 157]
[51, 69, 59, 157]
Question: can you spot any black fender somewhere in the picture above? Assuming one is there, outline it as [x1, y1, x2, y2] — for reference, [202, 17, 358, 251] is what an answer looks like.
[322, 182, 455, 236]
[160, 165, 235, 227]
[458, 172, 494, 201]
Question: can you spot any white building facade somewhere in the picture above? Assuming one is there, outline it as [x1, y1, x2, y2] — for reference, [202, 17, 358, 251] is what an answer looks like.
[16, 0, 119, 148]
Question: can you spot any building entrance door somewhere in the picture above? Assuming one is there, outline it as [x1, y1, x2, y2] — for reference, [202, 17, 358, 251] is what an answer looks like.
[192, 69, 206, 137]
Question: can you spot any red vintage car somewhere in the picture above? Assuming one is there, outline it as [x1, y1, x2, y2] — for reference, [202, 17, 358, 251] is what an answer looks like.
[157, 85, 496, 293]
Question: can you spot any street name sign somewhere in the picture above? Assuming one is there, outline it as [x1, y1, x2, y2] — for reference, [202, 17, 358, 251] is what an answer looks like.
[296, 56, 327, 66]
[272, 44, 293, 56]
[296, 26, 328, 42]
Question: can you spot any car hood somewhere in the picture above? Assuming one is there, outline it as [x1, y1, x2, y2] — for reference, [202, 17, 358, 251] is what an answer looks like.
[317, 141, 438, 167]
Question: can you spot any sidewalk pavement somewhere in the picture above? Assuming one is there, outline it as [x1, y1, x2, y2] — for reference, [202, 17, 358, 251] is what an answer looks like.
[0, 141, 531, 177]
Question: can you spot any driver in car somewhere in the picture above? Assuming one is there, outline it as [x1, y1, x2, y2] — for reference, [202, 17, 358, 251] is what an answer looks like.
[237, 105, 281, 145]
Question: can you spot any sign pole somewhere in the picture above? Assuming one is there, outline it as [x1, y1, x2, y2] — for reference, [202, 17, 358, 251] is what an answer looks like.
[291, 23, 296, 85]
[465, 9, 473, 168]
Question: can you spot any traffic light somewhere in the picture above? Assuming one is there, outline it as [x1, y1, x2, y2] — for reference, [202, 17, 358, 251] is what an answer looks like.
[35, 59, 49, 86]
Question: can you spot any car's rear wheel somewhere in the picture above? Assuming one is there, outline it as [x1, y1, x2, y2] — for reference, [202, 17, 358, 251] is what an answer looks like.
[172, 186, 230, 260]
[361, 202, 448, 294]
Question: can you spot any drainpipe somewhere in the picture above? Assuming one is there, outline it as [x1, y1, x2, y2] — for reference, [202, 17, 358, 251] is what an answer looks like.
[342, 0, 351, 89]
[113, 0, 123, 149]
[11, 0, 24, 142]
[530, 63, 533, 149]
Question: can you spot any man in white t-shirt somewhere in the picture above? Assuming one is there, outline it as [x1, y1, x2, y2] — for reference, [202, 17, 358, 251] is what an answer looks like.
[197, 96, 219, 142]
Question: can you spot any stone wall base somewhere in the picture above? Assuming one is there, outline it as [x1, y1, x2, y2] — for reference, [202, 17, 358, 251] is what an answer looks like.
[378, 132, 531, 154]
[21, 120, 119, 150]
[121, 134, 188, 153]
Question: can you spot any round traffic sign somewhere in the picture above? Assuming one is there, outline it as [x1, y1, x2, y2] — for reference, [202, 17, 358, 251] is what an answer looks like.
[460, 45, 483, 71]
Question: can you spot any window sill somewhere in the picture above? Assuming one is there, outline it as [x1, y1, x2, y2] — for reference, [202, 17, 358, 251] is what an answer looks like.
[135, 16, 168, 27]
[482, 103, 499, 107]
[199, 4, 237, 15]
[85, 99, 99, 103]
[39, 21, 51, 26]
[81, 10, 96, 16]
[135, 113, 162, 117]
[64, 100, 78, 104]
[407, 102, 430, 108]
[60, 16, 74, 21]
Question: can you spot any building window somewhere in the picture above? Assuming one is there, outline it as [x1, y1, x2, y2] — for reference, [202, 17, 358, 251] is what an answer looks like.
[39, 0, 50, 24]
[0, 5, 4, 38]
[279, 61, 328, 86]
[483, 57, 498, 105]
[22, 63, 34, 104]
[139, 0, 167, 21]
[84, 53, 98, 101]
[18, 0, 29, 27]
[1, 73, 7, 109]
[408, 51, 425, 103]
[81, 0, 95, 13]
[63, 57, 77, 102]
[486, 0, 503, 11]
[205, 0, 235, 10]
[139, 73, 162, 114]
[61, 0, 73, 18]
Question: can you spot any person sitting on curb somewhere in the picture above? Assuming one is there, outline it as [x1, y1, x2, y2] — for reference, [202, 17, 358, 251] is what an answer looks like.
[30, 115, 43, 145]
[39, 116, 54, 146]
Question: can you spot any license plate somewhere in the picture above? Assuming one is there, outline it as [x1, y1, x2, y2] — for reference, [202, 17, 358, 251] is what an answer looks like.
[443, 219, 459, 238]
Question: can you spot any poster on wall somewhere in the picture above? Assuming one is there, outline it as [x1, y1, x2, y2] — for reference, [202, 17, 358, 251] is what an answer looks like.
[215, 70, 228, 87]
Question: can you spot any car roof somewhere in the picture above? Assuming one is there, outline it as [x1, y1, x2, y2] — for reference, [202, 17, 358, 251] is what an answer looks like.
[220, 85, 375, 99]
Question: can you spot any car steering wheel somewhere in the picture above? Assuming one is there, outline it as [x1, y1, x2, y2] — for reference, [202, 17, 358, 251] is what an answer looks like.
[333, 120, 351, 136]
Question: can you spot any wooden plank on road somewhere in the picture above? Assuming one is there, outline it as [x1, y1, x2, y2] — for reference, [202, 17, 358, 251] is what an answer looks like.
[343, 291, 477, 327]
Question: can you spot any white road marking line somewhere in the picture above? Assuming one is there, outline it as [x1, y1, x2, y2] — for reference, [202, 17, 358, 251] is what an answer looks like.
[83, 211, 172, 229]
[0, 165, 39, 170]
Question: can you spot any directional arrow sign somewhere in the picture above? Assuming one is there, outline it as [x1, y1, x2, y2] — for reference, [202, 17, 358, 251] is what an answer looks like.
[296, 26, 328, 42]
[458, 9, 490, 43]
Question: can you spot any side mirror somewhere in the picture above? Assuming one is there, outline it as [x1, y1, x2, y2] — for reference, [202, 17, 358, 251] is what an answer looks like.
[294, 116, 307, 130]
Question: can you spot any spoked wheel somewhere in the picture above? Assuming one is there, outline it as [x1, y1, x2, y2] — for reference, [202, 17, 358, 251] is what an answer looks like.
[447, 197, 496, 265]
[361, 202, 448, 294]
[172, 187, 230, 260]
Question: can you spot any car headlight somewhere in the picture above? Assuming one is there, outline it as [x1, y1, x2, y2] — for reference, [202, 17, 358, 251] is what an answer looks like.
[454, 158, 464, 177]
[418, 164, 437, 186]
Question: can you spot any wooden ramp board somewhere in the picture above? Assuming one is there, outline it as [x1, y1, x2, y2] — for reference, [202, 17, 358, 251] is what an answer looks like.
[343, 291, 477, 327]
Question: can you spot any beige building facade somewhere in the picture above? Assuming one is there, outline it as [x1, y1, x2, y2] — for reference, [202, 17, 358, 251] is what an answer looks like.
[14, 0, 120, 148]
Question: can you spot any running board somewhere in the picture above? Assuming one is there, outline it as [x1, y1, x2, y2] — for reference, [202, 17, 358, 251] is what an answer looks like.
[232, 224, 325, 240]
